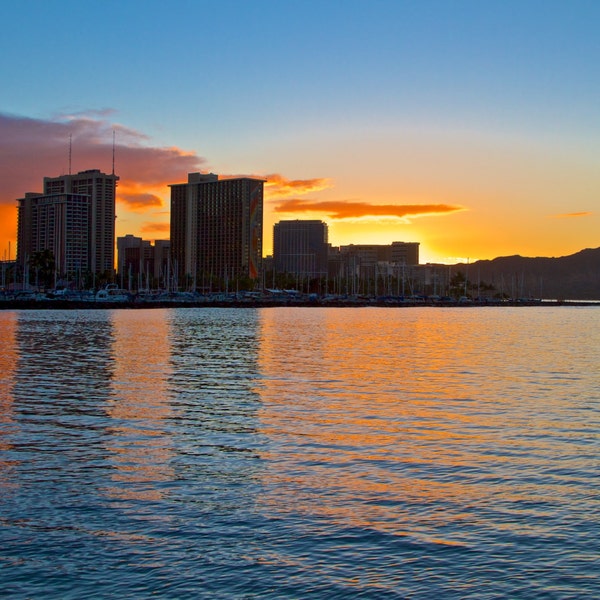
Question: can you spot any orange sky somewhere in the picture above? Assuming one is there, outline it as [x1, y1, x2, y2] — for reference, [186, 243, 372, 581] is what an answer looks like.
[1, 113, 597, 265]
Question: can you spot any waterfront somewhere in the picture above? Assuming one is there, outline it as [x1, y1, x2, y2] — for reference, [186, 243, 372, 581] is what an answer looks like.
[0, 307, 599, 598]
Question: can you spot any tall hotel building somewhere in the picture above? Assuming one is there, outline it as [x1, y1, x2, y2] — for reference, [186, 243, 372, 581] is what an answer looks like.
[169, 172, 264, 289]
[273, 220, 329, 278]
[17, 169, 119, 276]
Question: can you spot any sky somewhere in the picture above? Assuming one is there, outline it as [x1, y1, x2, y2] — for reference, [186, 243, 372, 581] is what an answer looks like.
[1, 0, 599, 264]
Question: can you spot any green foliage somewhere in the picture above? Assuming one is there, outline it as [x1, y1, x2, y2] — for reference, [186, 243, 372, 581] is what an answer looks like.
[28, 249, 55, 289]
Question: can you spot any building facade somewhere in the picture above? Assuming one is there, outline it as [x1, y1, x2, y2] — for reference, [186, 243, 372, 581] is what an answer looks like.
[42, 169, 119, 274]
[117, 235, 171, 288]
[391, 241, 420, 266]
[339, 242, 419, 268]
[170, 172, 264, 290]
[117, 234, 144, 276]
[273, 220, 329, 278]
[17, 192, 90, 280]
[152, 240, 171, 282]
[17, 169, 119, 280]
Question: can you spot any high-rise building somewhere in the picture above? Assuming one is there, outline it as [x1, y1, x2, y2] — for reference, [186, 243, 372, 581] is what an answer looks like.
[169, 172, 263, 290]
[117, 235, 171, 287]
[17, 191, 90, 279]
[273, 220, 329, 278]
[17, 169, 119, 279]
[152, 240, 171, 281]
[391, 241, 420, 266]
[117, 234, 144, 276]
[42, 169, 119, 274]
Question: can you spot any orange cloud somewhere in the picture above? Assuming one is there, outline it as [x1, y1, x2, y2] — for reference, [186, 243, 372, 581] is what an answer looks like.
[118, 181, 163, 211]
[264, 173, 332, 197]
[551, 211, 593, 218]
[119, 192, 163, 210]
[220, 173, 331, 197]
[274, 199, 465, 220]
[140, 222, 170, 235]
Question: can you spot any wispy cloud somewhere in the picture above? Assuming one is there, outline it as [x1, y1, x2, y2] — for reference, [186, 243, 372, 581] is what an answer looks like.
[551, 211, 593, 218]
[264, 173, 332, 197]
[140, 222, 170, 235]
[273, 199, 465, 220]
[221, 173, 331, 197]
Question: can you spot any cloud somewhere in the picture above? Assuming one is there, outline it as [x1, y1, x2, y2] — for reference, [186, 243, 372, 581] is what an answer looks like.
[118, 180, 164, 211]
[273, 199, 465, 220]
[0, 111, 206, 222]
[264, 173, 332, 197]
[220, 173, 331, 197]
[551, 211, 593, 218]
[140, 222, 170, 235]
[119, 192, 163, 210]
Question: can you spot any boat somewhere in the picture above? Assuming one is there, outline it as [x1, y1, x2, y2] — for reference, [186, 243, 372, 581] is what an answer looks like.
[95, 284, 132, 302]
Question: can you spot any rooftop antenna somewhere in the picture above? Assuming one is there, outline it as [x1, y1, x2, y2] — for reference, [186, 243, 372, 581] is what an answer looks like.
[112, 129, 115, 175]
[69, 134, 72, 175]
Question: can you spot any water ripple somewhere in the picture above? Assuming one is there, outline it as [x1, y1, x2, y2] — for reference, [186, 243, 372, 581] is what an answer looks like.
[0, 307, 598, 598]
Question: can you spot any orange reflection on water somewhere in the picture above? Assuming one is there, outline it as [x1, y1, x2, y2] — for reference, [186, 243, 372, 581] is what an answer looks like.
[0, 312, 17, 420]
[0, 312, 18, 483]
[255, 307, 505, 543]
[104, 309, 174, 502]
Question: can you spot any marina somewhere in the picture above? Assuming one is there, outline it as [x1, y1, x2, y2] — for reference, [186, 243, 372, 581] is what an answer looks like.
[0, 289, 597, 309]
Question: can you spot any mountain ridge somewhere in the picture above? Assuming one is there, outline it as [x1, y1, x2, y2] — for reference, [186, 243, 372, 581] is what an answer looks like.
[451, 247, 600, 300]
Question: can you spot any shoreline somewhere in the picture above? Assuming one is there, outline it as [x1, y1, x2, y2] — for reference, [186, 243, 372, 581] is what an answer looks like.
[1, 298, 599, 310]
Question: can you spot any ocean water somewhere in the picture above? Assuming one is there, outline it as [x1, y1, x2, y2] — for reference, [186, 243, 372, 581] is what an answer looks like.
[0, 306, 598, 599]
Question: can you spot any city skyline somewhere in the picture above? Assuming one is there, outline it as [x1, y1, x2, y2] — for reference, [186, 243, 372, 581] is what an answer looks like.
[1, 1, 598, 265]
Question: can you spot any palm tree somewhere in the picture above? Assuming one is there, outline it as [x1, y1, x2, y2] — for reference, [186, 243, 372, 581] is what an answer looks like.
[29, 249, 56, 290]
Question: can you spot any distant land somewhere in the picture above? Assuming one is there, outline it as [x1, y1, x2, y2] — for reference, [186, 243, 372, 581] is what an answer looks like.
[452, 247, 600, 300]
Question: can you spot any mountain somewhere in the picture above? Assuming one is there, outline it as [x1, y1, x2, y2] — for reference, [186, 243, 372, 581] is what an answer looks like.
[453, 247, 600, 300]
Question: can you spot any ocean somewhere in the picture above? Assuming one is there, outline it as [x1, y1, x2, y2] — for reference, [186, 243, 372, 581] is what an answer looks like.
[0, 306, 598, 599]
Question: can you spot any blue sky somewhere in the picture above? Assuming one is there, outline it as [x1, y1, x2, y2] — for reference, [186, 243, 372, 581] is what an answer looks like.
[1, 0, 599, 262]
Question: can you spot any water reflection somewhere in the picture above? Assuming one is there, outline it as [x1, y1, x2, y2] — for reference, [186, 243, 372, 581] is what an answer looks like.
[0, 312, 18, 489]
[10, 310, 115, 460]
[2, 310, 116, 544]
[255, 307, 600, 547]
[104, 309, 175, 502]
[0, 306, 597, 598]
[12, 310, 115, 403]
[167, 308, 263, 467]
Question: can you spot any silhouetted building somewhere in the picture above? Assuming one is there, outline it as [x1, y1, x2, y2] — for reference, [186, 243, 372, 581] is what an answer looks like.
[273, 220, 329, 278]
[391, 241, 420, 266]
[117, 234, 171, 287]
[117, 234, 144, 276]
[169, 172, 263, 290]
[152, 239, 171, 281]
[339, 242, 419, 268]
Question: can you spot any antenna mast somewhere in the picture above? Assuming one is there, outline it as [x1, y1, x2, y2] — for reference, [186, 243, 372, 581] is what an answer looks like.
[112, 129, 115, 175]
[69, 134, 72, 175]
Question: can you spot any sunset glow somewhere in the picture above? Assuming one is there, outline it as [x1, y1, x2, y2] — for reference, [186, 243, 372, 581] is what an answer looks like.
[1, 2, 598, 265]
